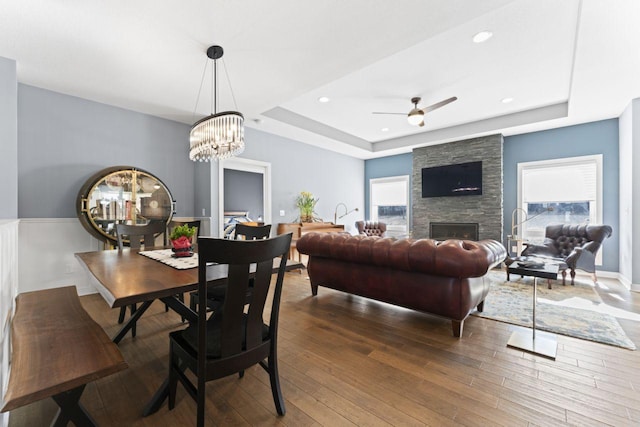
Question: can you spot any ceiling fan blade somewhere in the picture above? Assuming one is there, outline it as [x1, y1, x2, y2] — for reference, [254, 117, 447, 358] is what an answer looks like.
[421, 96, 458, 114]
[372, 112, 407, 115]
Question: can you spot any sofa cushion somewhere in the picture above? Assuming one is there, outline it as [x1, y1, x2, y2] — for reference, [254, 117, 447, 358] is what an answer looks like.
[296, 233, 506, 278]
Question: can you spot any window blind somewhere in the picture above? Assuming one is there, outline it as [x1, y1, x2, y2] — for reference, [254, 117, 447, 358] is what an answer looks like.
[371, 180, 407, 206]
[522, 160, 597, 203]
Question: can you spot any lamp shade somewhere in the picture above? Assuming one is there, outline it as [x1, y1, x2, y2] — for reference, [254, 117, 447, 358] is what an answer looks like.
[407, 109, 424, 126]
[189, 111, 245, 161]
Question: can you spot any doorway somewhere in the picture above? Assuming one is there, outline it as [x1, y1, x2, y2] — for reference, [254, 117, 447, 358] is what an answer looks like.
[218, 158, 272, 237]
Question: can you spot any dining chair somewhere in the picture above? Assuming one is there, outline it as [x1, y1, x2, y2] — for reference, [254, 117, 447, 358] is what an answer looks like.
[167, 233, 292, 426]
[234, 222, 271, 240]
[115, 221, 166, 336]
[189, 223, 272, 312]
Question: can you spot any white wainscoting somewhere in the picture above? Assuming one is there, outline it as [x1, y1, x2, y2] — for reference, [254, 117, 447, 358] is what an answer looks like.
[18, 218, 101, 296]
[18, 217, 212, 296]
[0, 220, 19, 427]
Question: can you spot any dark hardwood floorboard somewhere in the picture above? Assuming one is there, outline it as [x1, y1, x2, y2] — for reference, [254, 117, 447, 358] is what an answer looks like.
[8, 271, 640, 426]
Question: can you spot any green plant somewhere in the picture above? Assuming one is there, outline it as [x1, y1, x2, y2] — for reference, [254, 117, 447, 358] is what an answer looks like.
[295, 191, 319, 222]
[295, 191, 318, 212]
[169, 224, 197, 241]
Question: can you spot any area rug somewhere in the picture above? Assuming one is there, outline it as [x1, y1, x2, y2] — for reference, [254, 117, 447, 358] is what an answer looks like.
[472, 271, 636, 350]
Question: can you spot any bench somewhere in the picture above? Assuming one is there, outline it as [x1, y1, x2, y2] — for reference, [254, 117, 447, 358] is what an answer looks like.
[1, 286, 127, 426]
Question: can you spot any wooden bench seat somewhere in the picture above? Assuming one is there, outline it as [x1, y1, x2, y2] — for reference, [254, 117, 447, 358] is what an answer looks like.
[1, 286, 127, 426]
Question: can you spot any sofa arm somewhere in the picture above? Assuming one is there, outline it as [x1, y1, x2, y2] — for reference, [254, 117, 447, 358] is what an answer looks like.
[566, 246, 597, 273]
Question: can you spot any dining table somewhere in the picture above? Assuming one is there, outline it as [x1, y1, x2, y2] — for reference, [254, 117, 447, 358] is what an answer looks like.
[75, 245, 304, 416]
[74, 247, 304, 344]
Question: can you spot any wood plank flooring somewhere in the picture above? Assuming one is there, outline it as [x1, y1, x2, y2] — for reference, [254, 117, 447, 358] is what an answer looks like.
[8, 271, 640, 426]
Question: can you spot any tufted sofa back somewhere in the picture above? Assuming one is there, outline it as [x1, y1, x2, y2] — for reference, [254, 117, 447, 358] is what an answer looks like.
[297, 232, 506, 278]
[355, 221, 387, 237]
[544, 224, 613, 257]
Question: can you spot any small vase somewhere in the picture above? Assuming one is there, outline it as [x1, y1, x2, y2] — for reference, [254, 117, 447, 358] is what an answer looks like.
[171, 237, 194, 257]
[300, 210, 312, 223]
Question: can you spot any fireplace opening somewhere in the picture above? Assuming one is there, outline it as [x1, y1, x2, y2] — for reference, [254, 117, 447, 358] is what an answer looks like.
[429, 222, 479, 241]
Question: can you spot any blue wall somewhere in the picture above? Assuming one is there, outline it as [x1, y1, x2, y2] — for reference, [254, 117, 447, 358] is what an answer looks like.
[17, 84, 194, 218]
[0, 57, 17, 219]
[365, 119, 620, 272]
[364, 153, 412, 219]
[503, 119, 619, 272]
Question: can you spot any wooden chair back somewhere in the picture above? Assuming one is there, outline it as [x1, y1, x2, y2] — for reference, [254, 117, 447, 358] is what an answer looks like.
[234, 223, 271, 240]
[115, 221, 166, 250]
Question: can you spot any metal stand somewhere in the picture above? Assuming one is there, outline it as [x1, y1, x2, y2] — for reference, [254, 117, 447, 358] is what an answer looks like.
[507, 276, 557, 360]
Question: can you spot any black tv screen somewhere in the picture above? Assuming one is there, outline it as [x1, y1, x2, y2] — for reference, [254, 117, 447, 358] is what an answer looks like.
[421, 161, 482, 197]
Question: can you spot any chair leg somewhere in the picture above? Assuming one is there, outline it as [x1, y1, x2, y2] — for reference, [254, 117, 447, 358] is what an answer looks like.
[590, 272, 598, 284]
[129, 303, 137, 338]
[197, 375, 206, 427]
[547, 279, 552, 290]
[268, 354, 286, 416]
[168, 361, 178, 410]
[570, 269, 576, 286]
[561, 270, 567, 285]
[178, 293, 185, 322]
[190, 293, 197, 312]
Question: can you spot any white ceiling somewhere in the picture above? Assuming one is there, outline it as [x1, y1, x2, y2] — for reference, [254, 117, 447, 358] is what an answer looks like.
[1, 0, 639, 159]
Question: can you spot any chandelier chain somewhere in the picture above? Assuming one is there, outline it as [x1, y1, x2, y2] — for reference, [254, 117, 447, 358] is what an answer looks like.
[192, 57, 209, 123]
[221, 58, 239, 111]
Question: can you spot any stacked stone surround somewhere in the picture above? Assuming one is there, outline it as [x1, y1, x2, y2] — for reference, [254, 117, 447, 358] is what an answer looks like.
[412, 134, 503, 242]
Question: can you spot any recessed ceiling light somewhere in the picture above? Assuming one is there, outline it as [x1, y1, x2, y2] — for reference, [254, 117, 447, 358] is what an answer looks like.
[473, 31, 493, 43]
[381, 127, 389, 132]
[318, 96, 330, 103]
[501, 97, 514, 104]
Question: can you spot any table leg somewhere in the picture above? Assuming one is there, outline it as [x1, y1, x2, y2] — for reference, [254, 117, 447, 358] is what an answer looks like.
[142, 378, 169, 416]
[507, 276, 557, 360]
[112, 300, 153, 344]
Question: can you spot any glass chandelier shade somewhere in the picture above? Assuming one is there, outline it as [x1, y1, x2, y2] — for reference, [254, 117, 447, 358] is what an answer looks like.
[189, 45, 245, 162]
[189, 111, 244, 161]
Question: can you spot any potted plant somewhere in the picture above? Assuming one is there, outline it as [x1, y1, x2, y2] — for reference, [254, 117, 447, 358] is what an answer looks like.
[169, 224, 196, 257]
[295, 191, 318, 223]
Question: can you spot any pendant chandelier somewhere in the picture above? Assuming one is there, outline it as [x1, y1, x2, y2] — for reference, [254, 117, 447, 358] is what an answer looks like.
[189, 45, 244, 162]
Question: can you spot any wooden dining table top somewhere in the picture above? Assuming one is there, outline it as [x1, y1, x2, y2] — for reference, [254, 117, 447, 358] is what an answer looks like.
[75, 248, 303, 309]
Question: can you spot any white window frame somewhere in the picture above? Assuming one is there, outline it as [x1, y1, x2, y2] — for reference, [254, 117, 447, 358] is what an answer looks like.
[369, 175, 410, 237]
[517, 154, 603, 263]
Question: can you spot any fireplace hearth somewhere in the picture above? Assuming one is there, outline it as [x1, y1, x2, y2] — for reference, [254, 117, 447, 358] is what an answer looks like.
[430, 222, 479, 241]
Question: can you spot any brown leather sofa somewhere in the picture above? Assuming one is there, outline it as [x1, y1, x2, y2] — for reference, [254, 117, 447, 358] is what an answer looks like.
[355, 220, 387, 237]
[519, 223, 612, 284]
[296, 233, 506, 337]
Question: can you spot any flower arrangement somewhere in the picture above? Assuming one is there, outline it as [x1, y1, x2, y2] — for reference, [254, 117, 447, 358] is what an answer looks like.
[169, 224, 197, 257]
[295, 191, 318, 223]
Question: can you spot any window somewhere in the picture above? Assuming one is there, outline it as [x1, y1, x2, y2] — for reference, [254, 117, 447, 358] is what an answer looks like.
[516, 155, 603, 261]
[369, 176, 410, 238]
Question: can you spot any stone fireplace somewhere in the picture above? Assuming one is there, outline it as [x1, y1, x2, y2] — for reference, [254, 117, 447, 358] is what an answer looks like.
[412, 134, 503, 242]
[430, 222, 479, 241]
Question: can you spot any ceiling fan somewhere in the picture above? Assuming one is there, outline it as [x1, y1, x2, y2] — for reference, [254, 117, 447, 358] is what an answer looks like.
[373, 96, 458, 127]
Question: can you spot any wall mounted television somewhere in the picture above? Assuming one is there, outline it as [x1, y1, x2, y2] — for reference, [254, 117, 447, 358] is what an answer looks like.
[421, 161, 483, 197]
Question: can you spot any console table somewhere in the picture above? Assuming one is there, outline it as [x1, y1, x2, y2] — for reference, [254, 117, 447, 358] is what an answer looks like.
[277, 222, 344, 261]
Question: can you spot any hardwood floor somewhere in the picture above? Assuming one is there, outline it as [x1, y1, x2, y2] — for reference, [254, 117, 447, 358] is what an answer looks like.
[9, 271, 640, 426]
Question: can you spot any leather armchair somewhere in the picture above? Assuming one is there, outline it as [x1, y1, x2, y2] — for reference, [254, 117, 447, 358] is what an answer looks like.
[355, 220, 387, 237]
[520, 223, 612, 285]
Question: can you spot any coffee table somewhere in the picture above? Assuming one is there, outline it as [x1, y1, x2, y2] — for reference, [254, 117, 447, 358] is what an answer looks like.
[506, 260, 559, 360]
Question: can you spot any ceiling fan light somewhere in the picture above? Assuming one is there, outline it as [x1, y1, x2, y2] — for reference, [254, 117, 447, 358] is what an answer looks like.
[407, 110, 424, 126]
